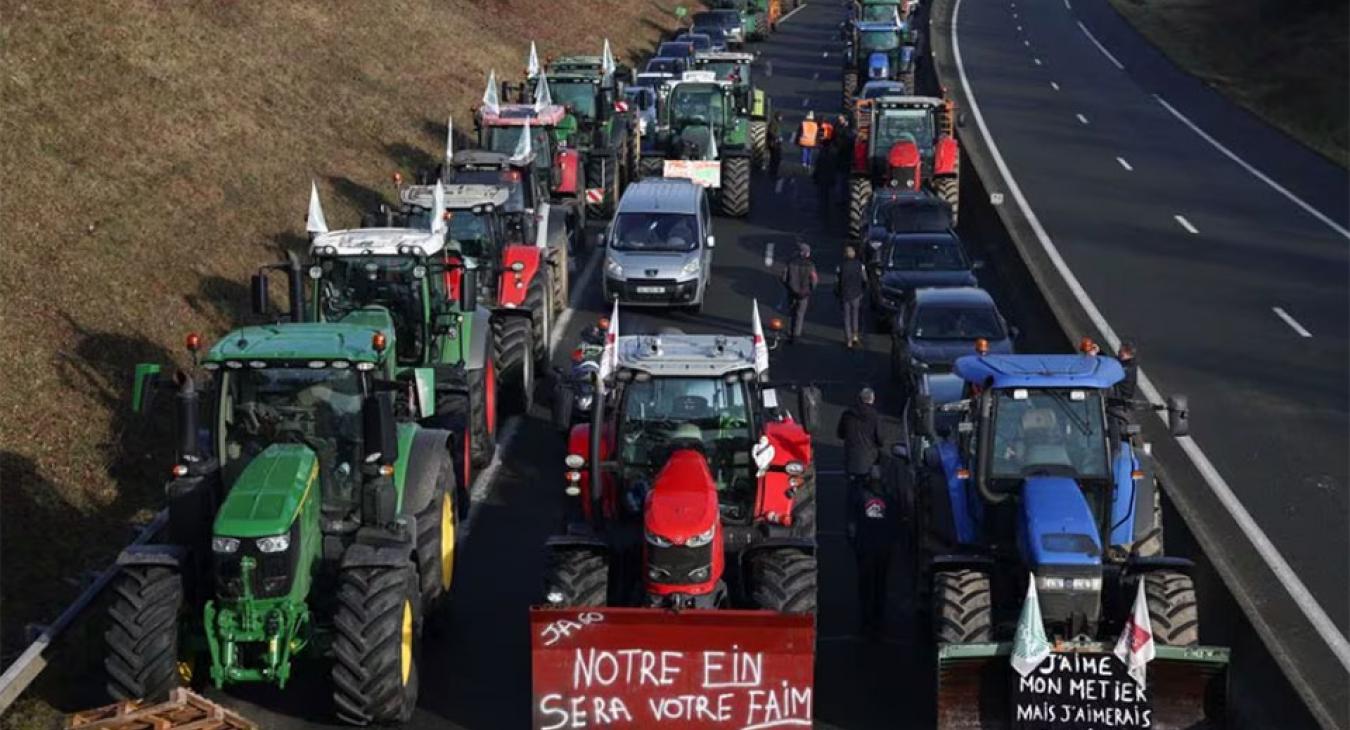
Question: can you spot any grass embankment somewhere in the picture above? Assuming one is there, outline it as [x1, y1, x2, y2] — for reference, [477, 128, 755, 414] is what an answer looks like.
[0, 1, 693, 725]
[1108, 0, 1348, 166]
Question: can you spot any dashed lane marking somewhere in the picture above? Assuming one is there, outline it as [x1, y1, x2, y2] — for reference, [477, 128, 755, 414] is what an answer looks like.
[1033, 57, 1041, 65]
[1076, 113, 1089, 125]
[1174, 214, 1198, 234]
[1272, 307, 1313, 338]
[1117, 157, 1133, 171]
[1050, 81, 1060, 91]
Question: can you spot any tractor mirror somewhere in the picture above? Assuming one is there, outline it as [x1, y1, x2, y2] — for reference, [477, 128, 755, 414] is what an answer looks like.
[1167, 394, 1189, 437]
[411, 368, 436, 420]
[250, 273, 270, 316]
[131, 363, 163, 415]
[797, 385, 822, 434]
[551, 379, 575, 431]
[916, 393, 935, 437]
[460, 266, 479, 311]
[363, 391, 399, 465]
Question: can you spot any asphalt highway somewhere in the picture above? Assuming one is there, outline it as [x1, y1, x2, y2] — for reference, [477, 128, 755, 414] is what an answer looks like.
[938, 0, 1349, 724]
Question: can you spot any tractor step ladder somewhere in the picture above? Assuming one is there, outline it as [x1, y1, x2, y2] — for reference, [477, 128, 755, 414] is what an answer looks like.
[66, 689, 257, 730]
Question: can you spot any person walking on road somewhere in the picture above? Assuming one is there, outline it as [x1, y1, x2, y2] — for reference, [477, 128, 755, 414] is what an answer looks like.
[768, 112, 784, 178]
[797, 111, 819, 170]
[782, 242, 819, 343]
[836, 245, 868, 348]
[837, 386, 893, 633]
[838, 387, 884, 482]
[1108, 340, 1138, 442]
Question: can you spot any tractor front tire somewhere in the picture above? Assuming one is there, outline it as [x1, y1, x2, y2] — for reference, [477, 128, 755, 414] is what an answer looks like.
[466, 362, 496, 469]
[848, 177, 872, 240]
[584, 156, 609, 220]
[932, 569, 992, 644]
[524, 276, 552, 367]
[543, 549, 608, 607]
[1144, 571, 1200, 646]
[332, 557, 423, 726]
[549, 246, 570, 325]
[721, 156, 751, 217]
[492, 316, 534, 415]
[1132, 483, 1165, 558]
[105, 565, 186, 703]
[842, 71, 858, 111]
[412, 457, 458, 608]
[749, 120, 769, 171]
[748, 549, 817, 614]
[935, 176, 959, 225]
[639, 156, 665, 181]
[791, 468, 817, 537]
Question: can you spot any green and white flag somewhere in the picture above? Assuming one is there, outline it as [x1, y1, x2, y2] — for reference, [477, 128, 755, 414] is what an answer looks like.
[1011, 578, 1051, 677]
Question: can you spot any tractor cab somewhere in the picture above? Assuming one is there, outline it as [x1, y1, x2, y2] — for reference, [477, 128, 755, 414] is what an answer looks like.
[476, 103, 565, 178]
[691, 51, 766, 118]
[848, 95, 961, 236]
[442, 149, 541, 216]
[661, 77, 738, 159]
[849, 20, 906, 81]
[541, 55, 629, 134]
[858, 0, 904, 22]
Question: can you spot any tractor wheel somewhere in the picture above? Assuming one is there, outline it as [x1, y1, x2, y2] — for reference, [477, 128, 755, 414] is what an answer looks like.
[492, 316, 534, 415]
[749, 120, 769, 171]
[848, 177, 872, 240]
[543, 549, 608, 607]
[628, 130, 642, 186]
[524, 276, 552, 367]
[790, 467, 817, 537]
[720, 156, 751, 217]
[1133, 484, 1165, 557]
[842, 71, 858, 111]
[748, 549, 817, 614]
[549, 246, 570, 324]
[638, 156, 664, 181]
[105, 565, 187, 702]
[1144, 571, 1200, 646]
[935, 176, 959, 225]
[466, 361, 496, 469]
[412, 456, 457, 608]
[584, 156, 608, 220]
[332, 557, 423, 726]
[932, 569, 992, 643]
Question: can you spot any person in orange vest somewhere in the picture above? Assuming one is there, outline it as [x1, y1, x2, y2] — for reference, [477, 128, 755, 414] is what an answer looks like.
[797, 111, 819, 169]
[820, 118, 835, 145]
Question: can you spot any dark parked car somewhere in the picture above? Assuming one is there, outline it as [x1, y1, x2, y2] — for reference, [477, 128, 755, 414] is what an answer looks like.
[645, 57, 686, 76]
[864, 189, 953, 242]
[674, 32, 714, 53]
[889, 286, 1015, 395]
[866, 229, 978, 319]
[693, 10, 746, 47]
[655, 41, 697, 62]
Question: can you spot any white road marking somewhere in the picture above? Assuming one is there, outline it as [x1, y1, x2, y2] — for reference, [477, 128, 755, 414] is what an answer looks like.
[1154, 95, 1350, 241]
[1023, 40, 1031, 47]
[1116, 156, 1133, 171]
[764, 242, 776, 267]
[821, 51, 829, 58]
[1272, 307, 1314, 338]
[778, 2, 806, 23]
[1174, 214, 1198, 234]
[1077, 20, 1125, 70]
[812, 71, 820, 80]
[1064, 0, 1071, 9]
[1033, 57, 1041, 66]
[1016, 25, 1022, 31]
[801, 97, 809, 107]
[1076, 113, 1089, 125]
[953, 0, 1350, 675]
[1013, 12, 1018, 19]
[774, 178, 785, 195]
[1050, 81, 1060, 91]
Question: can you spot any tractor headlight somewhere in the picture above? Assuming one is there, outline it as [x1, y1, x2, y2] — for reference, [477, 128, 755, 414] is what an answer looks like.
[1037, 575, 1066, 591]
[564, 454, 585, 469]
[688, 565, 711, 582]
[255, 534, 291, 553]
[785, 461, 806, 476]
[645, 530, 673, 548]
[510, 261, 525, 272]
[605, 257, 624, 278]
[212, 537, 240, 554]
[1036, 574, 1102, 592]
[686, 525, 716, 548]
[576, 393, 594, 411]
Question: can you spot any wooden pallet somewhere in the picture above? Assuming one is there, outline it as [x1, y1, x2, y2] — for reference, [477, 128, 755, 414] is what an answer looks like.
[66, 689, 256, 730]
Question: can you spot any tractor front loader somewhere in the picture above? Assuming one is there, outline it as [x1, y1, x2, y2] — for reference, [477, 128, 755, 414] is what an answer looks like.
[847, 94, 960, 238]
[106, 294, 461, 726]
[905, 340, 1230, 727]
[640, 72, 755, 217]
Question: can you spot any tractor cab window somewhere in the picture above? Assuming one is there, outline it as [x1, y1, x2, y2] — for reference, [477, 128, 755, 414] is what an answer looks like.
[988, 389, 1110, 482]
[447, 210, 497, 260]
[701, 61, 750, 85]
[218, 367, 365, 498]
[874, 110, 934, 158]
[860, 30, 901, 52]
[617, 375, 753, 490]
[551, 82, 599, 120]
[669, 87, 725, 129]
[486, 125, 552, 167]
[317, 256, 427, 364]
[862, 5, 900, 21]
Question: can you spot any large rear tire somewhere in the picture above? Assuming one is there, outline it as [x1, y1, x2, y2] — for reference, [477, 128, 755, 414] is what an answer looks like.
[332, 557, 422, 726]
[523, 277, 552, 367]
[584, 156, 610, 220]
[720, 156, 751, 217]
[934, 176, 959, 226]
[749, 120, 769, 171]
[1133, 483, 1165, 558]
[848, 177, 872, 240]
[104, 565, 186, 703]
[1144, 571, 1200, 646]
[842, 70, 858, 111]
[747, 549, 817, 614]
[549, 244, 570, 318]
[542, 549, 608, 607]
[492, 316, 533, 415]
[791, 468, 817, 537]
[932, 569, 992, 643]
[412, 457, 457, 608]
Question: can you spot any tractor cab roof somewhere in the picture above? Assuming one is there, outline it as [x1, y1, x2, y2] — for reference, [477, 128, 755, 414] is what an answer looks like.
[400, 183, 510, 212]
[693, 51, 755, 63]
[547, 55, 603, 74]
[954, 354, 1125, 390]
[616, 334, 758, 377]
[450, 149, 528, 170]
[480, 104, 566, 127]
[856, 20, 904, 32]
[311, 227, 446, 257]
[874, 95, 945, 110]
[203, 322, 387, 366]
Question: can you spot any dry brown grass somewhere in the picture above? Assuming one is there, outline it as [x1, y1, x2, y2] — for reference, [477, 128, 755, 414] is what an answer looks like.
[1108, 0, 1348, 166]
[0, 0, 696, 716]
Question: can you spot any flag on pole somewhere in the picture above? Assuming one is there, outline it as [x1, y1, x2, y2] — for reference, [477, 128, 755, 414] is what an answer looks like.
[596, 301, 620, 392]
[445, 116, 454, 164]
[482, 69, 500, 116]
[306, 180, 328, 236]
[1113, 579, 1156, 688]
[511, 119, 533, 162]
[707, 128, 719, 161]
[1010, 579, 1052, 677]
[533, 71, 553, 111]
[430, 181, 447, 236]
[527, 41, 541, 77]
[601, 38, 616, 78]
[751, 300, 770, 376]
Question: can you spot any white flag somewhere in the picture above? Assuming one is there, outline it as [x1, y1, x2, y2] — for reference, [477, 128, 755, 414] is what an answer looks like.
[430, 181, 447, 236]
[445, 115, 454, 164]
[707, 128, 718, 161]
[527, 41, 541, 77]
[751, 299, 770, 376]
[1113, 579, 1156, 688]
[596, 300, 620, 393]
[306, 180, 328, 236]
[533, 71, 553, 112]
[601, 38, 616, 78]
[512, 119, 533, 161]
[1010, 579, 1051, 677]
[482, 69, 500, 116]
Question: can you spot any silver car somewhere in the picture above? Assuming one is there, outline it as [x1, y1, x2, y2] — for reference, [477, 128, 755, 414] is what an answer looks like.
[603, 179, 715, 311]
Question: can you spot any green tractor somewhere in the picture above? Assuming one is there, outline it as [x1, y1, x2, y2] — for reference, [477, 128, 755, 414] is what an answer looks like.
[691, 51, 774, 170]
[105, 301, 461, 725]
[639, 73, 754, 217]
[708, 0, 777, 42]
[539, 43, 638, 220]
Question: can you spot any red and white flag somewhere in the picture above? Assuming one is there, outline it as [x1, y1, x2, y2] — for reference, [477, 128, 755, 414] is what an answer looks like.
[1113, 579, 1156, 687]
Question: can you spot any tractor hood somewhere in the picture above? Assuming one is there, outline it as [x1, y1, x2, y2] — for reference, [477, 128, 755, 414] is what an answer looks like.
[1019, 476, 1101, 568]
[644, 449, 719, 542]
[215, 444, 318, 538]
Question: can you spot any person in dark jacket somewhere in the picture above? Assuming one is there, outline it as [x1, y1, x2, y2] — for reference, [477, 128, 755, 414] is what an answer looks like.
[767, 112, 784, 178]
[1108, 340, 1138, 442]
[837, 387, 884, 478]
[836, 245, 867, 348]
[850, 464, 902, 635]
[782, 242, 819, 342]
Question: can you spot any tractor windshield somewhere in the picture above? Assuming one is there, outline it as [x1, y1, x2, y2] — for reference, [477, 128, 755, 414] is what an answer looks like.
[218, 367, 365, 490]
[612, 212, 700, 252]
[873, 109, 934, 159]
[988, 389, 1110, 481]
[446, 210, 498, 260]
[700, 61, 751, 85]
[485, 125, 552, 166]
[862, 5, 901, 21]
[316, 256, 427, 364]
[550, 81, 599, 120]
[860, 30, 901, 52]
[618, 375, 753, 489]
[669, 86, 725, 128]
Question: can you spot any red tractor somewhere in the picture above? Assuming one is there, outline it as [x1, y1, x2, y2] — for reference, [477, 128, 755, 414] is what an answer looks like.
[541, 304, 822, 612]
[847, 95, 960, 239]
[474, 101, 590, 245]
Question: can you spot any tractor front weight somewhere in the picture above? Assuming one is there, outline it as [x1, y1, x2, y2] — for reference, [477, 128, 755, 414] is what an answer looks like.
[204, 561, 311, 689]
